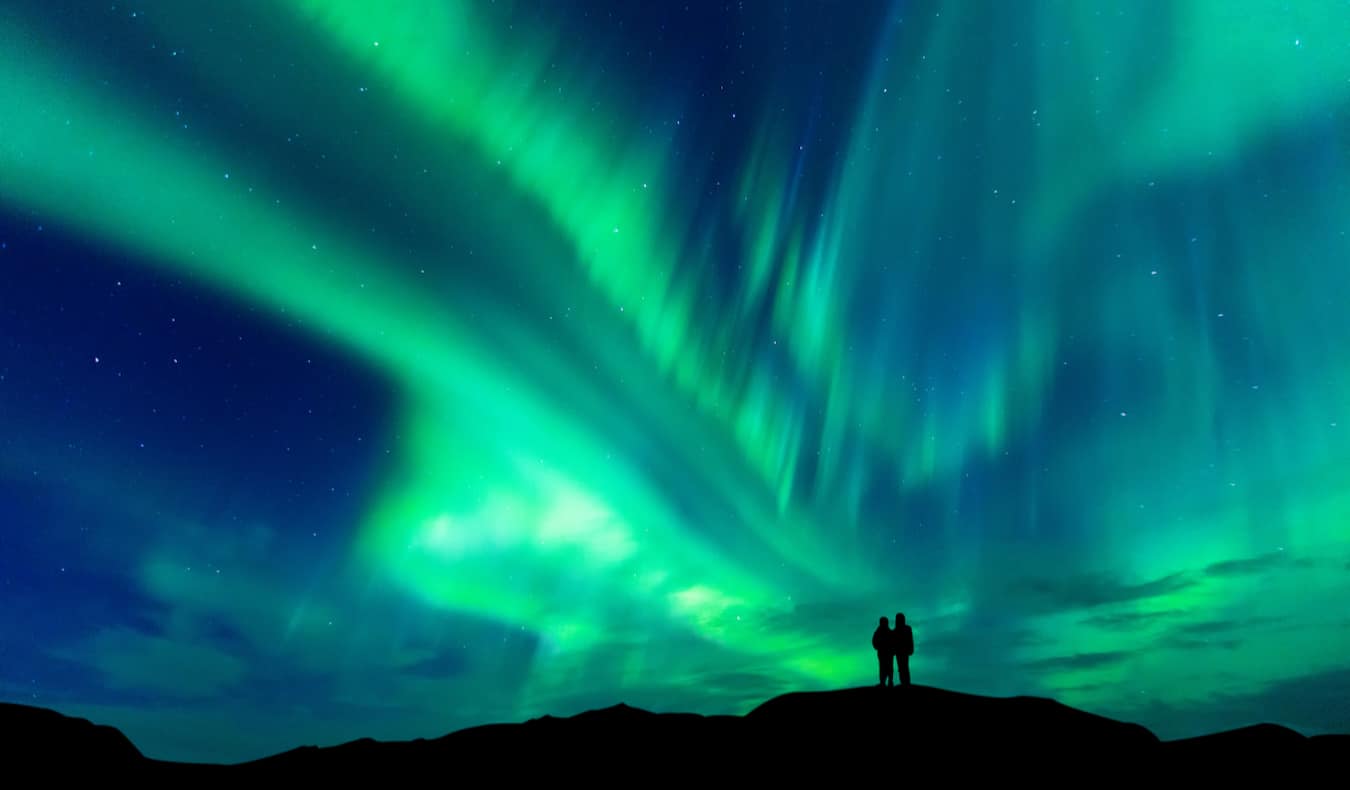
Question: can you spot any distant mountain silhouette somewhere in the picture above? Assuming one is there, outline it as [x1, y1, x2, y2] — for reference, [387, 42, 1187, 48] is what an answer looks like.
[1, 701, 143, 767]
[6, 687, 1345, 777]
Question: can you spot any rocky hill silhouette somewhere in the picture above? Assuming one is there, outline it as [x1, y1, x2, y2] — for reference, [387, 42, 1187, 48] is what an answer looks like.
[1, 701, 145, 769]
[6, 686, 1345, 778]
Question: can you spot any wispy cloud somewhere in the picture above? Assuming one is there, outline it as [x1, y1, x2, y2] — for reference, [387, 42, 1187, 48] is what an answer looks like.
[1202, 552, 1300, 578]
[1080, 609, 1185, 631]
[1007, 571, 1193, 612]
[1021, 650, 1132, 672]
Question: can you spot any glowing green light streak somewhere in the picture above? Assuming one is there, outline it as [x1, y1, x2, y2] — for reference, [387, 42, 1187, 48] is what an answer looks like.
[0, 15, 861, 688]
[281, 0, 888, 575]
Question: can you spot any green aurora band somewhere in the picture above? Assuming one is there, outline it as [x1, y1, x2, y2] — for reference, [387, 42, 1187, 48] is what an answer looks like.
[2, 0, 1349, 762]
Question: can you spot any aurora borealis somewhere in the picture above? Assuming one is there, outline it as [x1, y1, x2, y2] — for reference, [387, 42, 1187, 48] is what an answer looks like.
[3, 0, 1349, 762]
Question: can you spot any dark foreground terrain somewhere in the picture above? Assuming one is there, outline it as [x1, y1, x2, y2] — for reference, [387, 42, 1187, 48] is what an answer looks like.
[5, 686, 1346, 779]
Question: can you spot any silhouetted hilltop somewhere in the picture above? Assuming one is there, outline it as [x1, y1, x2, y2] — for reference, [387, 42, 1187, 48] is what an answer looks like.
[747, 685, 1158, 748]
[0, 701, 143, 768]
[1160, 722, 1348, 764]
[5, 687, 1345, 777]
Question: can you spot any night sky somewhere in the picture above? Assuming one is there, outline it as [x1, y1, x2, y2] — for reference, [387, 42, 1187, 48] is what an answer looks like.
[4, 0, 1350, 763]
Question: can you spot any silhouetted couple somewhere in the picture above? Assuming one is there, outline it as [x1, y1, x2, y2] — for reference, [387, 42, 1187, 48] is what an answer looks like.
[871, 613, 914, 687]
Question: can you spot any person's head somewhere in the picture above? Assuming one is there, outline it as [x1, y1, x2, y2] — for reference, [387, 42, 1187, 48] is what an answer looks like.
[895, 612, 906, 625]
[879, 616, 889, 627]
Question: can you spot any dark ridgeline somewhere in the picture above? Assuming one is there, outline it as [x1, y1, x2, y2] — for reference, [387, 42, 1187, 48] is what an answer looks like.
[1, 702, 145, 767]
[5, 688, 1346, 780]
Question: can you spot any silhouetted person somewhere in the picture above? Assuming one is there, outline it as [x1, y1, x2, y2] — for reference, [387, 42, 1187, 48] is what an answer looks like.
[893, 612, 914, 686]
[872, 616, 894, 687]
